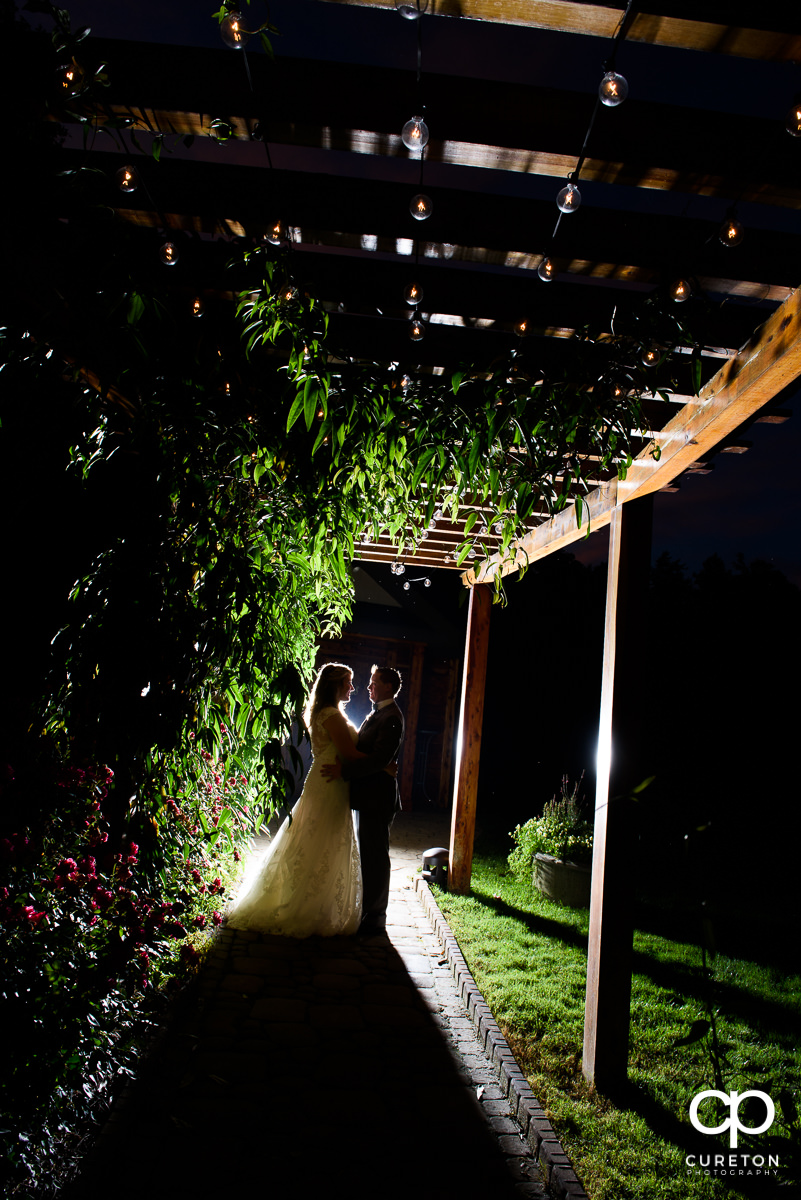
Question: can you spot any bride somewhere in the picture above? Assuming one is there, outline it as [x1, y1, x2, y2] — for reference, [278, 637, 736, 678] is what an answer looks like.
[226, 662, 365, 937]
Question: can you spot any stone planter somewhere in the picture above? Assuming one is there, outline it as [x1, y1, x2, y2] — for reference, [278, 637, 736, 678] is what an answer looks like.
[534, 852, 592, 909]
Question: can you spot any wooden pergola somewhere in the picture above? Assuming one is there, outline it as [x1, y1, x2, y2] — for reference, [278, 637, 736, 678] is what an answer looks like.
[43, 0, 800, 1093]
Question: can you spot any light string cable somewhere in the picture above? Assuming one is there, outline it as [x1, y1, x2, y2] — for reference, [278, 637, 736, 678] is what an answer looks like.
[546, 0, 637, 253]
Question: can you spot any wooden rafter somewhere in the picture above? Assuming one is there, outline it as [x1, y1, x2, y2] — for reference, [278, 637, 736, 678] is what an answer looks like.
[464, 285, 801, 585]
[320, 0, 801, 61]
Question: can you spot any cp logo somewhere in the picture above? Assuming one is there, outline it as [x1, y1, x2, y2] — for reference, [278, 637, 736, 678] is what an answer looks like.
[690, 1090, 775, 1148]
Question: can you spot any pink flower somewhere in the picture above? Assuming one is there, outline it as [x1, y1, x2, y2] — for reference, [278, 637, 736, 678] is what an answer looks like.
[212, 911, 223, 925]
[21, 906, 48, 928]
[127, 843, 139, 862]
[233, 850, 241, 862]
[193, 914, 207, 929]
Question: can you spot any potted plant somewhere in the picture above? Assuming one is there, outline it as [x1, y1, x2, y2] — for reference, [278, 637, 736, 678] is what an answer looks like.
[509, 775, 594, 907]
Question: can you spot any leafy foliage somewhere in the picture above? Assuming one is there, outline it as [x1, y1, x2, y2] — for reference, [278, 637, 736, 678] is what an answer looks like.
[509, 775, 594, 872]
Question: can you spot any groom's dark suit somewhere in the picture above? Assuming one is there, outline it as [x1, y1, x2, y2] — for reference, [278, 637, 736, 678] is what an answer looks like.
[341, 699, 404, 932]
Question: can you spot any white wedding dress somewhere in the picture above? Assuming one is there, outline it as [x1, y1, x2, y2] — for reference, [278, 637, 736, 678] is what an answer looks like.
[226, 706, 363, 937]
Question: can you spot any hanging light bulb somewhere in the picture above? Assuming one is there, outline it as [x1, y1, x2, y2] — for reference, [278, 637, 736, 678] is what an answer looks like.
[395, 0, 428, 17]
[410, 193, 433, 221]
[538, 256, 556, 282]
[599, 70, 628, 106]
[409, 314, 426, 341]
[265, 219, 288, 247]
[401, 115, 429, 151]
[220, 11, 250, 48]
[191, 297, 204, 318]
[785, 100, 801, 137]
[641, 345, 660, 368]
[514, 319, 528, 337]
[115, 165, 139, 193]
[556, 182, 582, 213]
[396, 562, 406, 575]
[669, 278, 692, 303]
[718, 213, 744, 247]
[280, 283, 299, 302]
[403, 281, 424, 306]
[58, 60, 85, 97]
[159, 241, 179, 266]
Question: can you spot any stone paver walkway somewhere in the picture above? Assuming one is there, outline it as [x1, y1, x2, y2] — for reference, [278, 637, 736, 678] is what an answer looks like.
[69, 815, 581, 1200]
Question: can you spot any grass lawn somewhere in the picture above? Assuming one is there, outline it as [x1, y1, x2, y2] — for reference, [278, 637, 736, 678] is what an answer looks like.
[432, 844, 800, 1200]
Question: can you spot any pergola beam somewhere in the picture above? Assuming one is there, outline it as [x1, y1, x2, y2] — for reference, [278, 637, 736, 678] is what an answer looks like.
[465, 285, 801, 587]
[320, 0, 801, 62]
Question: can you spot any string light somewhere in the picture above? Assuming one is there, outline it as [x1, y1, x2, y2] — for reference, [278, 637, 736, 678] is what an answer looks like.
[220, 12, 250, 48]
[786, 99, 801, 137]
[403, 282, 424, 306]
[265, 220, 288, 247]
[718, 212, 744, 247]
[410, 193, 433, 220]
[280, 284, 299, 303]
[599, 70, 628, 106]
[409, 314, 426, 341]
[556, 182, 582, 213]
[159, 241, 179, 266]
[538, 256, 556, 282]
[401, 115, 429, 151]
[115, 166, 139, 193]
[669, 278, 692, 303]
[514, 319, 528, 337]
[191, 297, 204, 318]
[395, 0, 428, 17]
[641, 345, 660, 367]
[58, 60, 85, 97]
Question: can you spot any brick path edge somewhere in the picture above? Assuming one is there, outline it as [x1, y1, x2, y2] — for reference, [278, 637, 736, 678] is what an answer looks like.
[414, 877, 590, 1200]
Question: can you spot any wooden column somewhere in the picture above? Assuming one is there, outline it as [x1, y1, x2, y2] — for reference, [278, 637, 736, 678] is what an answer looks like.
[448, 583, 492, 894]
[438, 656, 460, 808]
[583, 495, 653, 1094]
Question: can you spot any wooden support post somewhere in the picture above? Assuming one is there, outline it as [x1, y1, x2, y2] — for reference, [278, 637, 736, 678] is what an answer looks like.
[448, 583, 492, 894]
[583, 495, 653, 1094]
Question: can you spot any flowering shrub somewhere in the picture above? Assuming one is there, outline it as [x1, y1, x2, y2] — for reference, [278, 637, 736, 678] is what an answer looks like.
[0, 738, 258, 1196]
[508, 775, 594, 876]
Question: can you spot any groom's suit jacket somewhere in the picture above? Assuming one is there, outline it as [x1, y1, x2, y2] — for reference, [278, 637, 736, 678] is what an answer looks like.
[342, 700, 404, 813]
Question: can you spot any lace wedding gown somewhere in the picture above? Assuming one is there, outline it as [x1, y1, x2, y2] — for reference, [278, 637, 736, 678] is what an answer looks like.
[226, 706, 363, 937]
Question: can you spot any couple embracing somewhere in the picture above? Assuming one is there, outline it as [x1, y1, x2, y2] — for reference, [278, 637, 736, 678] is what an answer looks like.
[227, 663, 403, 938]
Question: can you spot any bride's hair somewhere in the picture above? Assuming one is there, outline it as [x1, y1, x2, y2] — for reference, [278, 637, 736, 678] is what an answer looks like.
[303, 662, 353, 730]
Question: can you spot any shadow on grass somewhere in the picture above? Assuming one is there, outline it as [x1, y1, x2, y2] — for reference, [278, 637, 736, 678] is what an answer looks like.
[460, 890, 800, 1044]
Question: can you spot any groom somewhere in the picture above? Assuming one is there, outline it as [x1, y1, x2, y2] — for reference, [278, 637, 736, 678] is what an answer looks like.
[322, 665, 404, 935]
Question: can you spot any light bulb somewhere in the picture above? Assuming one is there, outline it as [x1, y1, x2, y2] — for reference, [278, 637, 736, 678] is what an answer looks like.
[556, 182, 582, 213]
[514, 319, 528, 337]
[423, 577, 432, 587]
[265, 219, 288, 247]
[641, 345, 659, 368]
[409, 315, 426, 341]
[403, 581, 411, 590]
[396, 563, 406, 575]
[159, 241, 179, 266]
[220, 12, 250, 48]
[58, 60, 85, 97]
[421, 530, 429, 540]
[599, 71, 628, 106]
[538, 256, 555, 282]
[191, 297, 204, 318]
[669, 278, 692, 303]
[403, 281, 423, 306]
[786, 102, 801, 137]
[115, 165, 139, 193]
[433, 508, 442, 520]
[719, 215, 744, 247]
[402, 115, 429, 151]
[410, 193, 433, 221]
[395, 0, 428, 17]
[280, 284, 299, 302]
